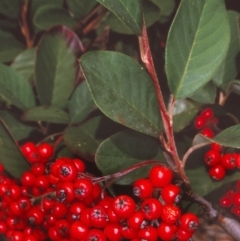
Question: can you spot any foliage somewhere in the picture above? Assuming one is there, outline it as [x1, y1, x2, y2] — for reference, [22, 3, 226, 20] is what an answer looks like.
[0, 0, 240, 238]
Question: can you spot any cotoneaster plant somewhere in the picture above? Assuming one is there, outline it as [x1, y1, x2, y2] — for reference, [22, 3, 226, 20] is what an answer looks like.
[0, 0, 240, 241]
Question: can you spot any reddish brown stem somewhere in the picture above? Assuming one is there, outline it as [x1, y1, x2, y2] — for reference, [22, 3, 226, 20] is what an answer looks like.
[138, 17, 188, 182]
[20, 0, 33, 48]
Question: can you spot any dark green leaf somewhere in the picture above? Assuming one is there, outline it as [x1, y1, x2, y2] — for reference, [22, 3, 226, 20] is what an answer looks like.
[80, 51, 162, 137]
[68, 81, 96, 124]
[227, 80, 240, 95]
[172, 100, 199, 132]
[106, 0, 160, 35]
[213, 11, 240, 89]
[212, 125, 240, 148]
[190, 82, 217, 104]
[96, 129, 165, 185]
[0, 64, 35, 110]
[64, 115, 124, 161]
[66, 0, 97, 20]
[0, 0, 21, 19]
[34, 4, 77, 30]
[0, 111, 35, 141]
[11, 48, 35, 83]
[149, 0, 175, 23]
[0, 121, 29, 179]
[165, 0, 230, 99]
[0, 30, 25, 63]
[35, 26, 83, 108]
[22, 106, 69, 124]
[187, 165, 239, 197]
[97, 0, 142, 35]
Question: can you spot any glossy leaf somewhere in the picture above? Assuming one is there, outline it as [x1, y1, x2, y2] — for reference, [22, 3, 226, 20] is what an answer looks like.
[34, 5, 77, 30]
[96, 130, 165, 185]
[0, 0, 21, 19]
[97, 0, 142, 35]
[68, 81, 96, 125]
[0, 122, 29, 179]
[35, 26, 83, 108]
[212, 125, 240, 148]
[106, 0, 160, 35]
[165, 0, 230, 99]
[66, 0, 97, 19]
[213, 11, 240, 89]
[80, 51, 162, 137]
[22, 106, 69, 124]
[190, 82, 217, 104]
[11, 48, 35, 83]
[0, 30, 25, 63]
[172, 100, 199, 132]
[0, 111, 35, 141]
[0, 64, 35, 110]
[64, 115, 124, 161]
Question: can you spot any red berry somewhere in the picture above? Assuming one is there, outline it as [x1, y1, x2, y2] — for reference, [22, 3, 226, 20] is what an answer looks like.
[194, 116, 206, 129]
[204, 150, 221, 167]
[133, 178, 153, 199]
[231, 206, 240, 217]
[52, 202, 68, 219]
[21, 171, 36, 187]
[176, 228, 194, 241]
[74, 178, 93, 200]
[31, 163, 45, 176]
[26, 206, 44, 225]
[113, 195, 136, 219]
[220, 153, 236, 170]
[73, 158, 85, 173]
[127, 211, 145, 230]
[219, 196, 232, 208]
[140, 198, 162, 220]
[85, 229, 106, 241]
[58, 161, 78, 182]
[56, 181, 75, 203]
[120, 225, 137, 240]
[37, 143, 54, 159]
[70, 221, 88, 240]
[233, 193, 240, 206]
[209, 164, 226, 180]
[201, 128, 214, 138]
[67, 202, 86, 222]
[149, 165, 173, 188]
[210, 143, 222, 152]
[137, 225, 158, 241]
[161, 184, 181, 204]
[54, 218, 70, 238]
[90, 205, 108, 228]
[161, 204, 181, 225]
[201, 108, 213, 120]
[104, 223, 122, 241]
[157, 222, 177, 241]
[21, 142, 37, 157]
[179, 213, 199, 232]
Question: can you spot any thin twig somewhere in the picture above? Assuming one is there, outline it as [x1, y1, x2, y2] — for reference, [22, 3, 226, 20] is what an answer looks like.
[138, 15, 188, 182]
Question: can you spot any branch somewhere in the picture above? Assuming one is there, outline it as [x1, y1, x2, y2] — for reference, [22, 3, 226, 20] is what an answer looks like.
[138, 15, 188, 182]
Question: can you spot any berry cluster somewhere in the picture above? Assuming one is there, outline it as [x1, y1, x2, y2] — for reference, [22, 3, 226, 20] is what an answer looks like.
[203, 143, 240, 181]
[194, 108, 217, 138]
[219, 181, 240, 218]
[0, 142, 199, 241]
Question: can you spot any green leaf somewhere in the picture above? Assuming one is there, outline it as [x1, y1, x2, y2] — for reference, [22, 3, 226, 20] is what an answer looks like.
[80, 51, 162, 137]
[227, 80, 240, 96]
[63, 115, 124, 161]
[0, 111, 35, 141]
[68, 81, 96, 125]
[106, 0, 160, 35]
[172, 100, 200, 132]
[97, 0, 142, 35]
[0, 64, 35, 110]
[0, 30, 25, 63]
[35, 26, 83, 108]
[0, 0, 21, 19]
[213, 11, 240, 89]
[34, 4, 77, 30]
[149, 0, 176, 23]
[212, 125, 240, 148]
[190, 82, 217, 104]
[165, 0, 230, 99]
[0, 121, 29, 179]
[96, 129, 165, 185]
[11, 48, 35, 83]
[187, 165, 239, 197]
[22, 106, 69, 124]
[66, 0, 97, 20]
